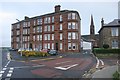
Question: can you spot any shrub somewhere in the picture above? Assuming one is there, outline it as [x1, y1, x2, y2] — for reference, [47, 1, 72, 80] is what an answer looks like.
[20, 51, 49, 57]
[113, 71, 120, 80]
[103, 44, 109, 49]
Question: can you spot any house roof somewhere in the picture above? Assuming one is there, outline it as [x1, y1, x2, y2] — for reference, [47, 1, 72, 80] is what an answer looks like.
[98, 19, 120, 33]
[12, 10, 81, 25]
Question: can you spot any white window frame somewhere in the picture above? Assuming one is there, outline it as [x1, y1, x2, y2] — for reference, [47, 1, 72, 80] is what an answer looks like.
[68, 32, 72, 39]
[52, 16, 54, 23]
[44, 34, 47, 40]
[39, 35, 42, 41]
[60, 24, 62, 30]
[48, 25, 50, 31]
[68, 13, 71, 20]
[60, 43, 62, 50]
[112, 40, 118, 49]
[68, 23, 71, 29]
[52, 43, 54, 49]
[48, 34, 50, 40]
[48, 17, 50, 23]
[68, 43, 71, 50]
[44, 26, 47, 32]
[60, 33, 62, 40]
[72, 13, 76, 19]
[52, 25, 54, 31]
[72, 43, 76, 50]
[52, 34, 54, 40]
[111, 28, 118, 36]
[34, 20, 36, 26]
[48, 43, 50, 49]
[60, 15, 62, 21]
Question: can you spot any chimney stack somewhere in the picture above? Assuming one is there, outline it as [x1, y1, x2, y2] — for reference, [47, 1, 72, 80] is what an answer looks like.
[55, 5, 61, 13]
[101, 18, 104, 27]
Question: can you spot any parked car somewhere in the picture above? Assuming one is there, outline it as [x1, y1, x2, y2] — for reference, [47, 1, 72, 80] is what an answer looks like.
[48, 49, 58, 55]
[9, 48, 17, 51]
[18, 48, 25, 52]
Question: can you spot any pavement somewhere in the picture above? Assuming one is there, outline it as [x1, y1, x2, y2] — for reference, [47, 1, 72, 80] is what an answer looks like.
[91, 65, 119, 79]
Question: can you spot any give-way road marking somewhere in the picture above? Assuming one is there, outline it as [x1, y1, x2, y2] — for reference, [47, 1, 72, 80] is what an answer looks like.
[55, 64, 78, 70]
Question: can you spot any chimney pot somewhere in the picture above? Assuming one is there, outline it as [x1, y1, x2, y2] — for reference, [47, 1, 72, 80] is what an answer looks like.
[55, 5, 61, 13]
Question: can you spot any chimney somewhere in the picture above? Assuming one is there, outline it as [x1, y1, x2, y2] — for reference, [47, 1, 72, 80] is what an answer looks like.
[55, 5, 61, 13]
[24, 16, 29, 20]
[101, 18, 104, 27]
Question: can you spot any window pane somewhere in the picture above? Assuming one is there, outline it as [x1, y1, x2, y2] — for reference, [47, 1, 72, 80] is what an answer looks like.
[52, 16, 54, 23]
[39, 35, 42, 41]
[44, 26, 47, 31]
[68, 32, 71, 39]
[60, 24, 62, 30]
[52, 34, 54, 40]
[48, 43, 50, 49]
[60, 33, 62, 40]
[72, 22, 75, 29]
[44, 34, 47, 40]
[60, 15, 62, 21]
[72, 13, 76, 19]
[37, 35, 39, 41]
[112, 40, 118, 49]
[68, 13, 71, 19]
[111, 28, 118, 36]
[48, 25, 50, 31]
[68, 43, 71, 50]
[52, 43, 54, 49]
[72, 43, 76, 50]
[68, 23, 71, 29]
[48, 17, 50, 23]
[72, 32, 76, 39]
[44, 43, 47, 49]
[60, 43, 62, 50]
[48, 34, 50, 40]
[52, 25, 54, 31]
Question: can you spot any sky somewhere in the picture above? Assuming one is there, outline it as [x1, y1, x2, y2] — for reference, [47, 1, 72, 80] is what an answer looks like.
[0, 0, 119, 47]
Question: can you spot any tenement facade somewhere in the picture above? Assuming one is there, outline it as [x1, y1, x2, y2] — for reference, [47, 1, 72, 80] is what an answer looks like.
[11, 5, 81, 52]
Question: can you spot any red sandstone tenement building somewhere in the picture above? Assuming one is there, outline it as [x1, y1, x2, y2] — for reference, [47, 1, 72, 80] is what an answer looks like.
[11, 5, 81, 52]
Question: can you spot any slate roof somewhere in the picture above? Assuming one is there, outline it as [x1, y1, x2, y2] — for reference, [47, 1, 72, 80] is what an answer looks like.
[12, 10, 81, 25]
[98, 19, 120, 33]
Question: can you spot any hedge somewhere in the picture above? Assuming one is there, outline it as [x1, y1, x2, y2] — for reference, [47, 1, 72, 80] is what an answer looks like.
[18, 51, 49, 57]
[93, 48, 120, 54]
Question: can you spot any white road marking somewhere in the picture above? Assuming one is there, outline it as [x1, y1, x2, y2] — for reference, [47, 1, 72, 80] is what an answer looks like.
[5, 61, 11, 68]
[95, 57, 100, 69]
[8, 65, 45, 69]
[6, 73, 12, 77]
[0, 74, 2, 77]
[100, 60, 104, 66]
[3, 68, 7, 70]
[10, 68, 14, 70]
[0, 71, 5, 74]
[55, 64, 78, 70]
[9, 70, 13, 73]
[56, 61, 71, 64]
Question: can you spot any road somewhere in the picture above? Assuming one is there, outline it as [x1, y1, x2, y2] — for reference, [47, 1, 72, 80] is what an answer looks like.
[0, 49, 97, 79]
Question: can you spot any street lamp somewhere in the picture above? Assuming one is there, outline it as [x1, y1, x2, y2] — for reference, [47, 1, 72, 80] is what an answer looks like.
[16, 19, 22, 56]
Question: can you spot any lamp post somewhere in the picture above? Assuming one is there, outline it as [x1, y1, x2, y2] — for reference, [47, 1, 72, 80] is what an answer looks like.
[16, 19, 22, 56]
